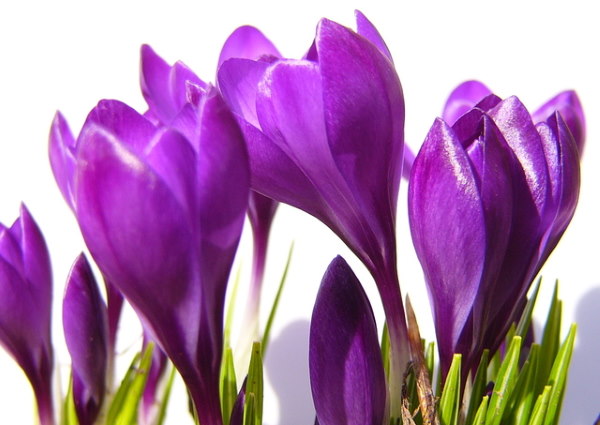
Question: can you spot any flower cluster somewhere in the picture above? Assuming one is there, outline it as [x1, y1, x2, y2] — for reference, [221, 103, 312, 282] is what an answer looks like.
[0, 10, 585, 425]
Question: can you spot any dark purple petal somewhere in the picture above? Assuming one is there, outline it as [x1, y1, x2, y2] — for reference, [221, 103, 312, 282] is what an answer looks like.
[532, 90, 585, 155]
[443, 81, 492, 125]
[217, 26, 280, 68]
[409, 119, 486, 370]
[354, 10, 393, 62]
[63, 254, 108, 425]
[310, 256, 386, 425]
[49, 111, 77, 208]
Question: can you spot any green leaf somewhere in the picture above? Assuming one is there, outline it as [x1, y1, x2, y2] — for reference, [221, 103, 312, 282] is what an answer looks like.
[60, 375, 78, 425]
[543, 324, 576, 425]
[155, 365, 177, 425]
[220, 347, 238, 425]
[538, 281, 562, 392]
[528, 385, 552, 425]
[245, 342, 263, 425]
[516, 277, 542, 339]
[439, 354, 461, 425]
[485, 336, 521, 425]
[488, 348, 502, 383]
[381, 322, 391, 382]
[425, 342, 435, 383]
[509, 344, 540, 425]
[473, 396, 490, 425]
[465, 349, 489, 425]
[224, 266, 243, 349]
[243, 393, 256, 425]
[106, 343, 155, 425]
[261, 242, 294, 356]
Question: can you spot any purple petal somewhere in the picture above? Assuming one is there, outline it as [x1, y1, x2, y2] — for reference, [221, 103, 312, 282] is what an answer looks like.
[63, 254, 108, 425]
[49, 111, 77, 209]
[317, 18, 404, 247]
[310, 256, 386, 425]
[218, 58, 271, 127]
[532, 90, 585, 155]
[217, 26, 280, 69]
[442, 81, 492, 125]
[409, 118, 486, 371]
[354, 10, 393, 62]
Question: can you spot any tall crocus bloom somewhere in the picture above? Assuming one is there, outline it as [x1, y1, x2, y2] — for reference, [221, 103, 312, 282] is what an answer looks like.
[63, 254, 108, 425]
[310, 257, 386, 425]
[218, 13, 409, 415]
[0, 205, 54, 425]
[57, 90, 248, 425]
[409, 94, 580, 376]
[442, 80, 586, 155]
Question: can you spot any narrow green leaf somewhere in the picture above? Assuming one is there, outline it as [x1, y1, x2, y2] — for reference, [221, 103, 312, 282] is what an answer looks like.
[220, 347, 238, 425]
[543, 324, 576, 425]
[488, 348, 502, 383]
[485, 336, 521, 425]
[426, 342, 435, 383]
[509, 344, 540, 425]
[465, 349, 489, 425]
[439, 354, 461, 425]
[473, 396, 490, 425]
[246, 342, 263, 425]
[381, 322, 391, 382]
[60, 375, 78, 425]
[262, 242, 294, 356]
[516, 277, 542, 338]
[529, 386, 552, 425]
[224, 266, 243, 349]
[538, 282, 562, 392]
[155, 365, 177, 425]
[107, 343, 155, 425]
[243, 393, 256, 425]
[106, 352, 142, 424]
[505, 323, 517, 349]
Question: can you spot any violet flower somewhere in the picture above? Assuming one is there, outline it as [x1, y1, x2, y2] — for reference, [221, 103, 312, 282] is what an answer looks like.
[442, 80, 586, 155]
[408, 94, 580, 376]
[310, 256, 386, 425]
[0, 205, 54, 425]
[218, 12, 409, 414]
[63, 254, 109, 425]
[53, 91, 248, 425]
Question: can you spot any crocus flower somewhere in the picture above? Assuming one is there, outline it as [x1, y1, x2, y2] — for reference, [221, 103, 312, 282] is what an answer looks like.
[409, 94, 580, 376]
[218, 12, 409, 415]
[310, 256, 386, 425]
[442, 80, 586, 155]
[0, 205, 54, 425]
[63, 254, 108, 425]
[52, 89, 248, 425]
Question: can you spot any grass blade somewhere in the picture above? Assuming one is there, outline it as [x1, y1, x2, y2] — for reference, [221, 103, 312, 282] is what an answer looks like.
[220, 347, 238, 425]
[465, 349, 489, 425]
[485, 336, 521, 425]
[439, 354, 461, 425]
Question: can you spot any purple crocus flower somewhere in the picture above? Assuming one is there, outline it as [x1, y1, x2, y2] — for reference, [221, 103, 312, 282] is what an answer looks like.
[218, 13, 409, 414]
[310, 256, 386, 425]
[63, 254, 108, 425]
[442, 80, 586, 155]
[0, 205, 54, 425]
[53, 90, 248, 425]
[409, 94, 580, 376]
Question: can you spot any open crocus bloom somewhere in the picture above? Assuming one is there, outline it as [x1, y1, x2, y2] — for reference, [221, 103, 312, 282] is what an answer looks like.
[218, 13, 410, 415]
[409, 94, 580, 376]
[50, 89, 248, 425]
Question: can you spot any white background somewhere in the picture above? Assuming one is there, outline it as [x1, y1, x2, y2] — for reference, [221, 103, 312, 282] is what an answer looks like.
[0, 0, 598, 424]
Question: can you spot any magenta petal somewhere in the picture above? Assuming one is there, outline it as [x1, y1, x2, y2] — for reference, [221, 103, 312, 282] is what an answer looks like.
[310, 257, 386, 425]
[442, 81, 492, 125]
[409, 119, 486, 369]
[354, 10, 393, 62]
[49, 111, 77, 209]
[63, 254, 108, 425]
[218, 26, 280, 68]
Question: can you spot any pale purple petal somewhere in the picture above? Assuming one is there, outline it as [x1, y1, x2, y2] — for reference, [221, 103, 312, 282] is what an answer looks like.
[218, 26, 280, 68]
[49, 111, 77, 209]
[354, 10, 393, 62]
[310, 256, 385, 425]
[63, 254, 108, 425]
